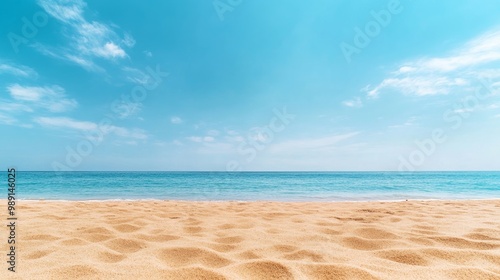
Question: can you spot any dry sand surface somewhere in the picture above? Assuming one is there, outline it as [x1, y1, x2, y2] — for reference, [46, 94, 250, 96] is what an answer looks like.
[1, 199, 500, 279]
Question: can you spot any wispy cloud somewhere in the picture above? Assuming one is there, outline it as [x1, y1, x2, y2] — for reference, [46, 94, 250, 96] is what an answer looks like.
[37, 0, 86, 22]
[64, 53, 101, 71]
[171, 116, 183, 124]
[366, 28, 500, 97]
[0, 113, 32, 128]
[187, 136, 215, 143]
[123, 67, 153, 85]
[368, 77, 469, 97]
[122, 33, 136, 48]
[35, 116, 96, 130]
[114, 102, 143, 119]
[0, 113, 17, 125]
[7, 84, 77, 112]
[342, 97, 363, 108]
[36, 0, 133, 71]
[111, 126, 148, 140]
[0, 102, 34, 113]
[94, 42, 126, 59]
[34, 116, 148, 140]
[0, 63, 38, 78]
[418, 30, 500, 72]
[388, 116, 418, 128]
[0, 83, 77, 129]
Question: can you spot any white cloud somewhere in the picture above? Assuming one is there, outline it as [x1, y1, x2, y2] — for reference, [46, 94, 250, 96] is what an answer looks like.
[0, 102, 33, 113]
[367, 28, 500, 97]
[0, 113, 32, 128]
[8, 84, 42, 101]
[342, 97, 363, 108]
[396, 66, 416, 74]
[35, 116, 96, 130]
[75, 21, 128, 59]
[36, 0, 133, 70]
[65, 54, 100, 71]
[7, 84, 77, 112]
[0, 84, 77, 128]
[367, 77, 468, 97]
[95, 42, 126, 58]
[34, 116, 148, 140]
[37, 0, 85, 23]
[31, 43, 105, 72]
[0, 63, 38, 78]
[0, 113, 17, 125]
[419, 30, 500, 72]
[143, 51, 152, 57]
[171, 116, 183, 124]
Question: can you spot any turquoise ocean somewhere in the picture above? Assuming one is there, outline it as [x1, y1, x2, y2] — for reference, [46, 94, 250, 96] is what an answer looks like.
[9, 171, 500, 201]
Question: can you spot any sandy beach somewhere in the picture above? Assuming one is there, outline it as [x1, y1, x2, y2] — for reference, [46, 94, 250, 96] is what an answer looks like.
[2, 199, 500, 279]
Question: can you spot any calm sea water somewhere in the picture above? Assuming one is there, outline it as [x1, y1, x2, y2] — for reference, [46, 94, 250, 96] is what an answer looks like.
[7, 171, 500, 201]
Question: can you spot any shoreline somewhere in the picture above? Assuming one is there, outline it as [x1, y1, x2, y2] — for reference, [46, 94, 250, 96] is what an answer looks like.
[16, 197, 500, 203]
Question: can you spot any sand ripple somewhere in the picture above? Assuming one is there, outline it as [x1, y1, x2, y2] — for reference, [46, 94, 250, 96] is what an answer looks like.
[5, 199, 500, 279]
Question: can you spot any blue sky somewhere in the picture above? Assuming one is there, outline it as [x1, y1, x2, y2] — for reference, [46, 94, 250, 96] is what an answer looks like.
[1, 0, 500, 171]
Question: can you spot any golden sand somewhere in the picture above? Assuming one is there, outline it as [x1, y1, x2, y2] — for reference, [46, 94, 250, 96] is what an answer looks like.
[2, 200, 500, 279]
